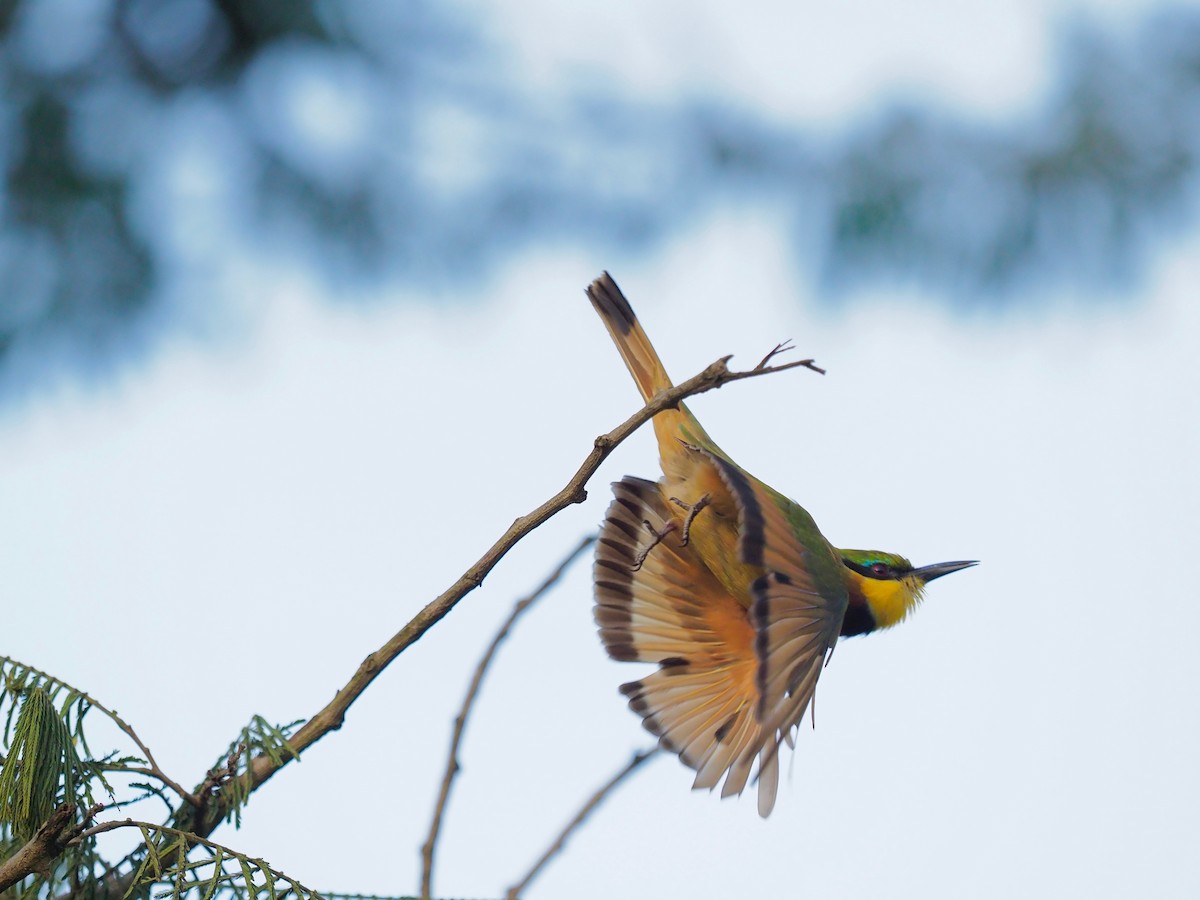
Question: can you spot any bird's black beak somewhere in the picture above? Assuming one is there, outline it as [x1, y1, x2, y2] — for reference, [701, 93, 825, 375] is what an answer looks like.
[913, 560, 978, 583]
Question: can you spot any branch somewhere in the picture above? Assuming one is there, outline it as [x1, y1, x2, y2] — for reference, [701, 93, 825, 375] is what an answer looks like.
[65, 346, 821, 896]
[419, 535, 595, 899]
[0, 804, 78, 891]
[504, 749, 659, 900]
[230, 349, 820, 808]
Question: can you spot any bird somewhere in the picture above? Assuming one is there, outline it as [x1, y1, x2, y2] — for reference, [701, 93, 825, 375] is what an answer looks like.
[587, 272, 976, 817]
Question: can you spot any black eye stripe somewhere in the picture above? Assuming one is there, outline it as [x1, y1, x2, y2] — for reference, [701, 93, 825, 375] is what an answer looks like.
[842, 559, 903, 580]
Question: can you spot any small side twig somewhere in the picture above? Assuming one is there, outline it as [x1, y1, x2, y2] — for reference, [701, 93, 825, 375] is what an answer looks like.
[504, 748, 659, 900]
[96, 707, 200, 810]
[754, 339, 824, 374]
[195, 744, 243, 801]
[418, 534, 596, 899]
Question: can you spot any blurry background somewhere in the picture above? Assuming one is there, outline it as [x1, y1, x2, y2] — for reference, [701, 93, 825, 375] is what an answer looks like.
[2, 0, 1198, 897]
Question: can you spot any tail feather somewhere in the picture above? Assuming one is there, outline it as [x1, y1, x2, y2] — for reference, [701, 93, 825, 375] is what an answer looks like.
[586, 273, 716, 480]
[594, 475, 787, 816]
[586, 272, 674, 402]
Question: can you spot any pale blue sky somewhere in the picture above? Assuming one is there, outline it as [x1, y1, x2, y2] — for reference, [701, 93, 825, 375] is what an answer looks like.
[3, 1, 1199, 898]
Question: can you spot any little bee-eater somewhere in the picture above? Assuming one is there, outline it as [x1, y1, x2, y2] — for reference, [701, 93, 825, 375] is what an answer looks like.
[588, 273, 976, 817]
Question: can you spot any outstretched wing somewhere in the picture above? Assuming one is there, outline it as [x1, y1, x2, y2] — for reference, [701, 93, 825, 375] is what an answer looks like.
[697, 452, 849, 805]
[595, 477, 779, 811]
[595, 466, 848, 817]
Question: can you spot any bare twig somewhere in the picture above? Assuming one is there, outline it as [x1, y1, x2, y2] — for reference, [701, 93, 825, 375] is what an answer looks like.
[87, 702, 201, 810]
[504, 749, 659, 900]
[755, 340, 814, 372]
[419, 534, 595, 899]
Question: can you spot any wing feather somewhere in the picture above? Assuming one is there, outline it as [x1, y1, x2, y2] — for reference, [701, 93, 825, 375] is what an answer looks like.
[596, 459, 848, 816]
[691, 452, 848, 803]
[596, 476, 779, 808]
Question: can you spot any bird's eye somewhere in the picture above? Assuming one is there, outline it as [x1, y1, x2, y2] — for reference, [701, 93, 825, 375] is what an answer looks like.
[870, 562, 890, 577]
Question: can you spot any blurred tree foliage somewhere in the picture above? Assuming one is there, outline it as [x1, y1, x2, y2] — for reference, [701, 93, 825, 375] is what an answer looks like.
[1, 0, 1198, 384]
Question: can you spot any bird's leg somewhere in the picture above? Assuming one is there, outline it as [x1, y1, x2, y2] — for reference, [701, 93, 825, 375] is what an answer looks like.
[631, 519, 677, 572]
[669, 494, 711, 547]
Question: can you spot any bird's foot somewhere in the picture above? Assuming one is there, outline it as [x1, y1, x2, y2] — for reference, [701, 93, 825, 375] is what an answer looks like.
[631, 519, 677, 571]
[669, 494, 711, 546]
